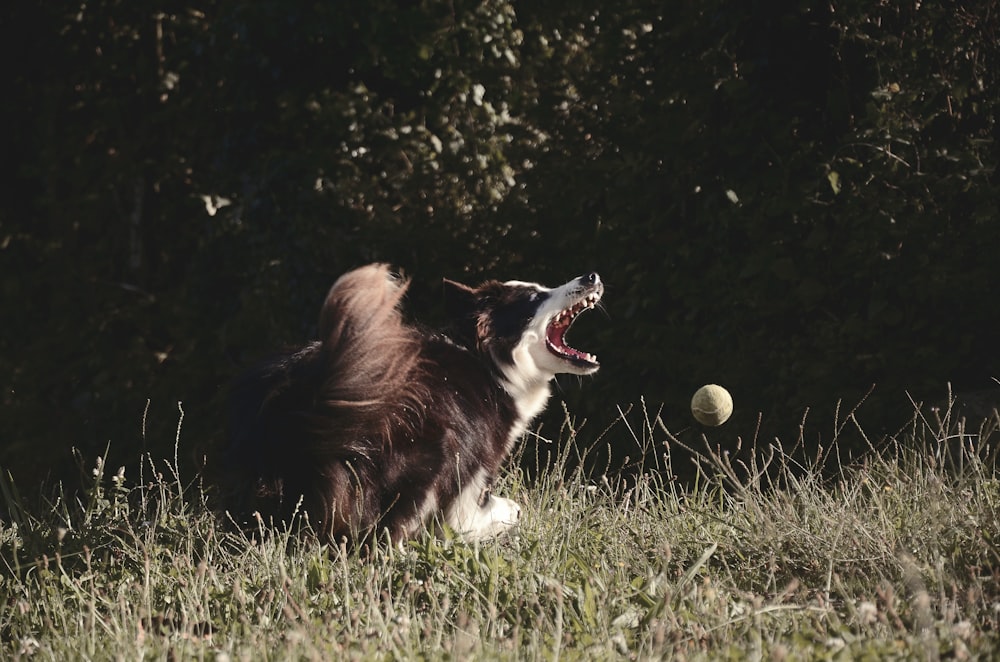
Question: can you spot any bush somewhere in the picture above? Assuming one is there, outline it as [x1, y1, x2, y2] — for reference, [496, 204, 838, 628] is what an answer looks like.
[1, 0, 997, 483]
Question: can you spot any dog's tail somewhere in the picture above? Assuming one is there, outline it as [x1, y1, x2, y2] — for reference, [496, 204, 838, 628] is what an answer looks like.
[221, 264, 428, 541]
[315, 263, 427, 446]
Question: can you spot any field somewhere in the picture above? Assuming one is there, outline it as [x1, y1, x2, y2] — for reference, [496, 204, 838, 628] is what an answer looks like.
[2, 399, 998, 660]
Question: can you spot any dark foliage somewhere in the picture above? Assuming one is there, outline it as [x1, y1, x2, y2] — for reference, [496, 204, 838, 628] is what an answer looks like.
[2, 0, 997, 487]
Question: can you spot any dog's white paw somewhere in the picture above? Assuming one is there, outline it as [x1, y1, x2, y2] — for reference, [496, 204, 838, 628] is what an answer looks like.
[464, 494, 520, 541]
[487, 495, 521, 528]
[445, 491, 521, 542]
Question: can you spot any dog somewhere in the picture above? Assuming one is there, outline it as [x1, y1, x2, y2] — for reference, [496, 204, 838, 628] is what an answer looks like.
[221, 264, 603, 545]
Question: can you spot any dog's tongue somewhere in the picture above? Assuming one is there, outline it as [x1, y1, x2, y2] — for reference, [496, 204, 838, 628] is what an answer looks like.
[546, 316, 596, 364]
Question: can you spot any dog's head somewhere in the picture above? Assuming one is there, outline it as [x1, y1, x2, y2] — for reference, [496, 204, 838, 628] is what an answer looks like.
[444, 272, 604, 381]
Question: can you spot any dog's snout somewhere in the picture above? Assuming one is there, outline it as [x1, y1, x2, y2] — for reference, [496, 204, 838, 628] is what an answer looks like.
[582, 272, 600, 286]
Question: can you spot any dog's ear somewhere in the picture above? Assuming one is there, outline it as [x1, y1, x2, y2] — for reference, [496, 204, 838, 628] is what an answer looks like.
[442, 279, 478, 318]
[442, 279, 483, 346]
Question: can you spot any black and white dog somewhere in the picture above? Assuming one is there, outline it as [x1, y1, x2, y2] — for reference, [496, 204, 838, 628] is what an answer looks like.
[222, 264, 603, 544]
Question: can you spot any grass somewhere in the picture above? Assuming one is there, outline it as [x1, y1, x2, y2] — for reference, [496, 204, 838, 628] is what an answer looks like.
[2, 398, 999, 660]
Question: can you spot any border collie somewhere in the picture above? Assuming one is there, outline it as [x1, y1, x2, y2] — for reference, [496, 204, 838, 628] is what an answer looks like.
[222, 264, 603, 544]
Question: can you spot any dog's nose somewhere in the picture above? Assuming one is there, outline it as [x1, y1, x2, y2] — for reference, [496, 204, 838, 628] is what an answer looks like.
[582, 272, 600, 286]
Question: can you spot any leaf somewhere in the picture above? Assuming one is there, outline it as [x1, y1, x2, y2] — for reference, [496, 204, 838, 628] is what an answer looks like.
[827, 171, 841, 195]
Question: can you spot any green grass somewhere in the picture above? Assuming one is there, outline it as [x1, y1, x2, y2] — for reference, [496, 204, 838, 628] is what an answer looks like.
[2, 399, 999, 660]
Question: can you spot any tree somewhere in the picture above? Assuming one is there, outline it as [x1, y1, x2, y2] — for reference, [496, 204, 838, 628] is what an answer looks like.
[2, 0, 997, 487]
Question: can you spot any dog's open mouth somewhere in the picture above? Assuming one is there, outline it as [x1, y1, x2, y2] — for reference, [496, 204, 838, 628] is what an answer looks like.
[545, 289, 602, 368]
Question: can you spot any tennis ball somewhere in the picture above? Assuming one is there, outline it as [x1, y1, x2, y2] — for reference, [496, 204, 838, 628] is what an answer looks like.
[691, 384, 733, 427]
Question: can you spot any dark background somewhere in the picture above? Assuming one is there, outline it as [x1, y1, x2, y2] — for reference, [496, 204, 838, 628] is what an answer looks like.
[2, 0, 998, 489]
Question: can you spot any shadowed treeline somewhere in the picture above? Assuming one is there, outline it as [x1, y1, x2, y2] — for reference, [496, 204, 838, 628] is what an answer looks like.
[2, 0, 998, 486]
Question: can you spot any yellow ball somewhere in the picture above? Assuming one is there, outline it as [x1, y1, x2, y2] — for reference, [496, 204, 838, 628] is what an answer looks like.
[691, 384, 733, 426]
